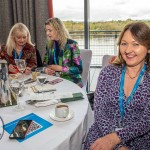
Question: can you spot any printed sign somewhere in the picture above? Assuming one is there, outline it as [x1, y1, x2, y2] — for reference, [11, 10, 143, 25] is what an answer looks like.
[4, 113, 53, 142]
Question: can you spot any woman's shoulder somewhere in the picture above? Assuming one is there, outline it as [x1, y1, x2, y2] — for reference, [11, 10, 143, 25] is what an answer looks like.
[24, 43, 35, 51]
[0, 44, 7, 54]
[1, 44, 6, 50]
[101, 64, 122, 76]
[67, 39, 78, 44]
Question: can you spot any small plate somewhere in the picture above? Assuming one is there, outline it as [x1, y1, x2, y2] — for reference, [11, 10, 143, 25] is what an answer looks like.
[49, 109, 74, 122]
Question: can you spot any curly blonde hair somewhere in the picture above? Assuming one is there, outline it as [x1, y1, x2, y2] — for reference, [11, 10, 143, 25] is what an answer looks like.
[45, 17, 71, 49]
[6, 23, 34, 56]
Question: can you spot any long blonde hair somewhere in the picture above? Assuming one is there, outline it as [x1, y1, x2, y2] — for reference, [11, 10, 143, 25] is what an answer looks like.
[113, 22, 150, 71]
[6, 23, 34, 56]
[45, 17, 71, 49]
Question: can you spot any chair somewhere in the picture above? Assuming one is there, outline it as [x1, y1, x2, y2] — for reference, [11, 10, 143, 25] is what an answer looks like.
[80, 49, 92, 93]
[36, 48, 43, 67]
[102, 55, 116, 68]
[80, 49, 94, 126]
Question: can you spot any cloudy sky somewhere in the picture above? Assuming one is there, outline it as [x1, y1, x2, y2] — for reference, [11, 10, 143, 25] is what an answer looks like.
[53, 0, 150, 21]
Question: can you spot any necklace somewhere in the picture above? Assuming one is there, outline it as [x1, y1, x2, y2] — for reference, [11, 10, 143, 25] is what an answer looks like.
[126, 68, 142, 79]
[126, 71, 139, 79]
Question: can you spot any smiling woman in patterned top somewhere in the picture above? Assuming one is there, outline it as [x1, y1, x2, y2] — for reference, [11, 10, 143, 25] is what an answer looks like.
[43, 17, 83, 87]
[84, 22, 150, 150]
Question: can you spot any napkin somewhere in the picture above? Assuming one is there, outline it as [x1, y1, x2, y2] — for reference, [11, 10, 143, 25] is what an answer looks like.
[34, 100, 59, 107]
[55, 92, 73, 99]
[60, 92, 84, 103]
[31, 85, 56, 93]
[26, 91, 57, 107]
[29, 92, 54, 100]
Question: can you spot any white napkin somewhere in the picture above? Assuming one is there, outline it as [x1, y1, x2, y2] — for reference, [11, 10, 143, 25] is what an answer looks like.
[33, 85, 56, 93]
[35, 100, 59, 107]
[55, 92, 73, 99]
[29, 92, 54, 101]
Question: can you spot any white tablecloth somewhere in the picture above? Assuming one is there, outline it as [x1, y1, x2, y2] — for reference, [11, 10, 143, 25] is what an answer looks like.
[0, 75, 94, 150]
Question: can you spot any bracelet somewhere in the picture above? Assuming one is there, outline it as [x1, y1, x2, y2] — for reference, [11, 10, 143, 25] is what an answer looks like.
[62, 66, 68, 72]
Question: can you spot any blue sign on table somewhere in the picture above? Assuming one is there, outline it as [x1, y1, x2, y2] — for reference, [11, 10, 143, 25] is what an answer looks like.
[4, 113, 53, 142]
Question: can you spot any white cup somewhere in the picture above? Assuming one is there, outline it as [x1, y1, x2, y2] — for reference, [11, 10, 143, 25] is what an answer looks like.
[55, 103, 69, 118]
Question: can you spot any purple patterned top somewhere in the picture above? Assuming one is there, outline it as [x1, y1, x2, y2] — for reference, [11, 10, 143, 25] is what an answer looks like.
[84, 64, 150, 150]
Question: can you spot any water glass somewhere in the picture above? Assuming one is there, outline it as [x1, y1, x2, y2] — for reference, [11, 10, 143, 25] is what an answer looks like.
[10, 79, 24, 111]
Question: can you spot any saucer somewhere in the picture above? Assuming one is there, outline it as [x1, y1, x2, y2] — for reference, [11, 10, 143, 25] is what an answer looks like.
[49, 109, 74, 122]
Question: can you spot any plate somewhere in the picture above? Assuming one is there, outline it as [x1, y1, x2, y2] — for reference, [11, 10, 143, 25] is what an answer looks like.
[49, 109, 74, 122]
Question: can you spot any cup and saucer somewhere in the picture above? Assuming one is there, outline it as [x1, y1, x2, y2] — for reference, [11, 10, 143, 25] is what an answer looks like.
[49, 103, 74, 122]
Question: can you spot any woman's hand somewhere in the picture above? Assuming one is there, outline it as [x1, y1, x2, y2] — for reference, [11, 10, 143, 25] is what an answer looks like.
[49, 65, 62, 72]
[44, 67, 56, 75]
[25, 67, 31, 75]
[8, 64, 18, 73]
[90, 133, 121, 150]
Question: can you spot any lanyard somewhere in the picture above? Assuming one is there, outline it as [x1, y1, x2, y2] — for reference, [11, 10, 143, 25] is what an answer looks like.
[53, 42, 58, 65]
[14, 50, 23, 59]
[119, 63, 147, 120]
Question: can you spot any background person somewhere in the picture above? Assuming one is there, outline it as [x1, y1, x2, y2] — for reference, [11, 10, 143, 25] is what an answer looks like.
[0, 23, 37, 74]
[84, 22, 150, 150]
[43, 17, 83, 87]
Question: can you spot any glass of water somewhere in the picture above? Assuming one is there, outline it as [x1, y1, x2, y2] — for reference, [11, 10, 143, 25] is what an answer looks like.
[36, 72, 47, 100]
[10, 79, 24, 111]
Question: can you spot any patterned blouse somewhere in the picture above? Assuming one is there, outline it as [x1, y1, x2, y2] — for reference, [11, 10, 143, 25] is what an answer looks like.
[84, 64, 150, 150]
[0, 43, 37, 69]
[43, 39, 83, 87]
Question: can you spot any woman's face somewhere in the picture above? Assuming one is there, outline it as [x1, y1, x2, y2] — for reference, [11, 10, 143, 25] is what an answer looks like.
[45, 24, 58, 41]
[120, 30, 147, 67]
[13, 31, 27, 47]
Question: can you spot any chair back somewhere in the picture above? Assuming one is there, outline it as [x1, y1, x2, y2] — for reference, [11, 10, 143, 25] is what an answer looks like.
[80, 49, 92, 92]
[36, 48, 43, 67]
[102, 55, 115, 68]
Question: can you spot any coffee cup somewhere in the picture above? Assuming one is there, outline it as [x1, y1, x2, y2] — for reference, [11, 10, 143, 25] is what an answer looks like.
[55, 103, 69, 118]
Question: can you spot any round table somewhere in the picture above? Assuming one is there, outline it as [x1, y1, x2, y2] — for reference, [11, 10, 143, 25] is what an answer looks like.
[0, 75, 94, 150]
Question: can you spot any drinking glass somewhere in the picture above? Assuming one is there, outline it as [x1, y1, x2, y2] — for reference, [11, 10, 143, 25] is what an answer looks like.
[37, 74, 47, 88]
[15, 59, 26, 74]
[0, 90, 9, 107]
[36, 73, 47, 100]
[15, 59, 26, 89]
[10, 79, 24, 111]
[32, 68, 41, 81]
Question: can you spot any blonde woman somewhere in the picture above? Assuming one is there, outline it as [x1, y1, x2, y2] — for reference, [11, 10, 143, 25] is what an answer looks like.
[0, 23, 37, 74]
[43, 17, 83, 87]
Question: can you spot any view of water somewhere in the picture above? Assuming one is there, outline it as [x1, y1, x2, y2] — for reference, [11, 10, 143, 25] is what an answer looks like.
[71, 34, 120, 91]
[72, 36, 118, 66]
